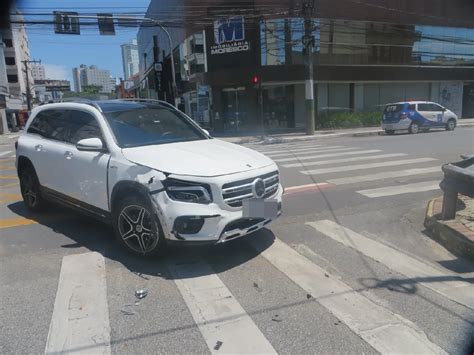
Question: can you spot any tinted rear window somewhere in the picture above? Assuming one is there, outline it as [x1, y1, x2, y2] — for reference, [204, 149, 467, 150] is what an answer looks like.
[384, 104, 405, 113]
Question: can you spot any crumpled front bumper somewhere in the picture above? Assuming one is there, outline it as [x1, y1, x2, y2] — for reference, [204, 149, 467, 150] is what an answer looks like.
[151, 183, 283, 244]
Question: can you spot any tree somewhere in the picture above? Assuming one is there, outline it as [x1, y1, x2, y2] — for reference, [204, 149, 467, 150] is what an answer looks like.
[82, 85, 102, 95]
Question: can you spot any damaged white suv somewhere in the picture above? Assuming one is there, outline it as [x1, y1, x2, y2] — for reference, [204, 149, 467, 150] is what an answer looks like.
[16, 100, 282, 255]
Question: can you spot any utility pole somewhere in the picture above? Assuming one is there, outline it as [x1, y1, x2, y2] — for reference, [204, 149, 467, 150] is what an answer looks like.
[22, 59, 41, 111]
[303, 0, 316, 135]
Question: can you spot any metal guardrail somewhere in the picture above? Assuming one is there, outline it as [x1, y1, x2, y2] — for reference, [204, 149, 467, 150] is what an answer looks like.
[439, 155, 474, 220]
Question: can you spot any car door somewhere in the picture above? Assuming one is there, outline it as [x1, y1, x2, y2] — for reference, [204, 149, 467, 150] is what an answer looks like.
[416, 103, 438, 127]
[431, 103, 445, 126]
[25, 109, 72, 192]
[65, 109, 110, 212]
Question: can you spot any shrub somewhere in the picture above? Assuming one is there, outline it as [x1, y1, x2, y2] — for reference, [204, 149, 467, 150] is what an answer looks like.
[318, 111, 381, 129]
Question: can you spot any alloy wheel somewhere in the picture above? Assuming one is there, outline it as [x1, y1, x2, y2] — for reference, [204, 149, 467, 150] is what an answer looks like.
[118, 205, 159, 254]
[20, 173, 37, 208]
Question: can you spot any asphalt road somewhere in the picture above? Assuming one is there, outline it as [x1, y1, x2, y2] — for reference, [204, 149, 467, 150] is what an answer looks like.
[1, 127, 474, 354]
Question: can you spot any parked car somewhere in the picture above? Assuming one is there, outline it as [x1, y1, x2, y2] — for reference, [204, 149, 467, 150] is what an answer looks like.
[381, 101, 458, 135]
[15, 99, 282, 256]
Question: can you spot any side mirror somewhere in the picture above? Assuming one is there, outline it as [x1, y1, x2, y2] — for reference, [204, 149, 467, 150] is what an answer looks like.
[202, 129, 210, 136]
[76, 137, 105, 152]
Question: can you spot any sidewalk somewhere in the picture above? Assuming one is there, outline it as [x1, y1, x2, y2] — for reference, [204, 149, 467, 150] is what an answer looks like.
[218, 118, 474, 145]
[424, 195, 474, 261]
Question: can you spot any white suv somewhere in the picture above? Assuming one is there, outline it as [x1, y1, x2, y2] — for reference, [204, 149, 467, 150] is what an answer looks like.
[16, 100, 282, 255]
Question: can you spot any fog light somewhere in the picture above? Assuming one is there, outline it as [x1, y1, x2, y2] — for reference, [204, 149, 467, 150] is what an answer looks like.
[173, 216, 205, 234]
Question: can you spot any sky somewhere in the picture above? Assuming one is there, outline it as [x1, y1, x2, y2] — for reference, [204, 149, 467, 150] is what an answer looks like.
[18, 0, 151, 88]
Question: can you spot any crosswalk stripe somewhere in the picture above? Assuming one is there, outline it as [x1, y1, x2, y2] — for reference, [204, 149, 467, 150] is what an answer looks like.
[258, 145, 344, 156]
[263, 146, 350, 157]
[246, 237, 446, 353]
[168, 259, 276, 354]
[254, 144, 325, 154]
[327, 167, 441, 185]
[357, 180, 440, 197]
[281, 153, 407, 168]
[45, 252, 111, 354]
[307, 220, 474, 310]
[274, 149, 381, 163]
[301, 157, 437, 175]
[0, 151, 13, 157]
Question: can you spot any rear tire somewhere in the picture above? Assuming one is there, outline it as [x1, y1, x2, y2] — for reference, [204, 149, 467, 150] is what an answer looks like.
[446, 119, 456, 131]
[385, 130, 395, 135]
[113, 195, 165, 256]
[409, 122, 419, 134]
[19, 165, 46, 212]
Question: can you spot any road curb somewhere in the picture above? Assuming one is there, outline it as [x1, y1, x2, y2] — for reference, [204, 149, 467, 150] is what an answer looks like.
[424, 196, 474, 261]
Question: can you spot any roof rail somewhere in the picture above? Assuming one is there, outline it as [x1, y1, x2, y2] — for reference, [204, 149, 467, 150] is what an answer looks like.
[113, 98, 176, 109]
[60, 97, 103, 112]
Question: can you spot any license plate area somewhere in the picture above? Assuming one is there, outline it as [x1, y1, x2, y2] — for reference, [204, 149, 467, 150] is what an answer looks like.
[242, 199, 278, 219]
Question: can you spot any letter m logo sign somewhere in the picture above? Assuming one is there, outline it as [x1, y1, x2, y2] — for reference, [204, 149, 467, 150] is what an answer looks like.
[214, 16, 245, 45]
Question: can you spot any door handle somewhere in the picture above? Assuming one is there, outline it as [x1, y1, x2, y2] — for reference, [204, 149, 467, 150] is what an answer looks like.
[64, 151, 73, 159]
[35, 144, 43, 152]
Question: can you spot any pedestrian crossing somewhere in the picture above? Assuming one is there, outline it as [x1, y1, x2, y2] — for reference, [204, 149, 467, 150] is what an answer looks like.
[248, 141, 443, 198]
[42, 219, 473, 354]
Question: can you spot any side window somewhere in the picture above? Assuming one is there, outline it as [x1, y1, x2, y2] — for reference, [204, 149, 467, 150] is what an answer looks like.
[431, 104, 444, 112]
[68, 110, 103, 145]
[408, 104, 416, 111]
[417, 104, 431, 112]
[27, 110, 69, 142]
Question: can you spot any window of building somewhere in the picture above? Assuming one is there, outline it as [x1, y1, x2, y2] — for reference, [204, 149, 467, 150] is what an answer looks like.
[7, 74, 18, 83]
[5, 57, 15, 65]
[3, 38, 13, 47]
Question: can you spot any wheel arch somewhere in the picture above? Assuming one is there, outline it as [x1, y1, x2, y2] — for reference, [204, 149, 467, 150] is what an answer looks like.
[17, 155, 36, 176]
[110, 181, 152, 214]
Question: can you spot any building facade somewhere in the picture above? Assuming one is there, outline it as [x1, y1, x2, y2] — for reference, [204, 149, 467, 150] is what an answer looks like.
[31, 63, 45, 81]
[0, 12, 34, 133]
[72, 64, 115, 93]
[34, 79, 71, 103]
[137, 0, 474, 131]
[121, 39, 139, 80]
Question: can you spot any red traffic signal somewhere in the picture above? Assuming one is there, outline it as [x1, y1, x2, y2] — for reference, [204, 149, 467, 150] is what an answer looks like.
[251, 75, 260, 87]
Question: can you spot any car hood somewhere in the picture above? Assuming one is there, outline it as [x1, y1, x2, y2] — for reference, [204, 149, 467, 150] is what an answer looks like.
[121, 139, 274, 177]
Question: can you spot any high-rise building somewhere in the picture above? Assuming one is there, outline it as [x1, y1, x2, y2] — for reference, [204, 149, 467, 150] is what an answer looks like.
[72, 64, 115, 93]
[121, 39, 139, 80]
[31, 63, 46, 81]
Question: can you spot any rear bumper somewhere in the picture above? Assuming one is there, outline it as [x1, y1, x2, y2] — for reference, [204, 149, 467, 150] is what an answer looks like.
[381, 118, 411, 130]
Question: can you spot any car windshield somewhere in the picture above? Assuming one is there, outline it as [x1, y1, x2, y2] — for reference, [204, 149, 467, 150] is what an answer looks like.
[103, 105, 207, 148]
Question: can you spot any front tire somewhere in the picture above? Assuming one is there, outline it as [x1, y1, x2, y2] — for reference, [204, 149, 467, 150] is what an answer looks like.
[385, 129, 395, 135]
[19, 165, 46, 212]
[113, 195, 164, 256]
[446, 119, 456, 131]
[409, 122, 419, 134]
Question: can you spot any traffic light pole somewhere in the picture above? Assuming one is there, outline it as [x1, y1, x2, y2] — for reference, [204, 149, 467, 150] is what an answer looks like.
[303, 0, 316, 135]
[22, 59, 41, 111]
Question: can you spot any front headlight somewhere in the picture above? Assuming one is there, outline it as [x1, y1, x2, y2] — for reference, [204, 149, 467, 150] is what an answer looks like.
[163, 178, 212, 204]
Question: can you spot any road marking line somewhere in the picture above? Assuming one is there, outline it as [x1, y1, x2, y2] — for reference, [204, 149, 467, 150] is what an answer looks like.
[283, 182, 336, 196]
[282, 153, 407, 168]
[45, 252, 111, 354]
[327, 167, 441, 185]
[0, 166, 15, 171]
[260, 145, 345, 156]
[307, 220, 474, 310]
[0, 151, 12, 157]
[264, 147, 354, 158]
[357, 180, 440, 198]
[0, 182, 19, 188]
[0, 193, 21, 204]
[0, 217, 37, 229]
[255, 144, 325, 154]
[246, 237, 446, 354]
[0, 158, 15, 163]
[0, 175, 18, 180]
[274, 149, 381, 163]
[168, 259, 276, 354]
[301, 157, 437, 175]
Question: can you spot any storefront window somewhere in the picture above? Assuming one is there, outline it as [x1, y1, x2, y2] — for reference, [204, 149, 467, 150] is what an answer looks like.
[261, 18, 474, 67]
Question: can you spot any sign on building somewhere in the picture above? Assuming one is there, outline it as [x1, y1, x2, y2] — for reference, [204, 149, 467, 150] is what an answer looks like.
[53, 11, 80, 35]
[210, 16, 250, 55]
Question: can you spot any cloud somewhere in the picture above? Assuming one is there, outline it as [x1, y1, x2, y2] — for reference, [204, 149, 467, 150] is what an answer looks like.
[44, 64, 70, 81]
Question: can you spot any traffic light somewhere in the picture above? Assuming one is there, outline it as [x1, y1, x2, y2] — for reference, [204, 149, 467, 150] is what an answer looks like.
[251, 75, 261, 89]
